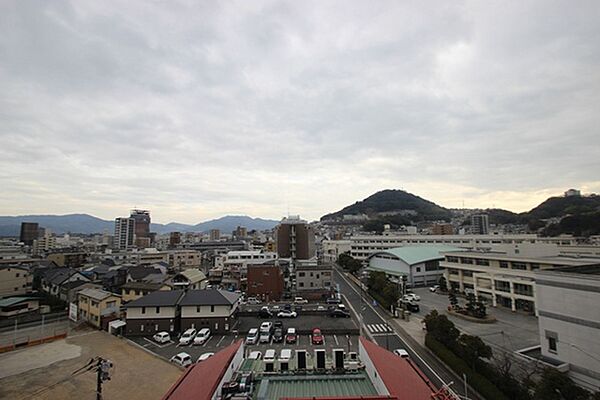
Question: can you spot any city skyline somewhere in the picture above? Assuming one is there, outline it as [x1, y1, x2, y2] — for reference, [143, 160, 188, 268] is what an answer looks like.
[1, 1, 599, 224]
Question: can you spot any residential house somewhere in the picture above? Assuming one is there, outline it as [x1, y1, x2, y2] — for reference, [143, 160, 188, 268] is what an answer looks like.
[59, 281, 102, 304]
[169, 269, 207, 290]
[41, 268, 90, 298]
[124, 290, 185, 335]
[179, 290, 240, 333]
[0, 266, 33, 298]
[121, 281, 169, 303]
[77, 288, 121, 329]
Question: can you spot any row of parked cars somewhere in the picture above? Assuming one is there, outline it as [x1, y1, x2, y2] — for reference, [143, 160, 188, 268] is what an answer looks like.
[245, 321, 325, 346]
[153, 327, 212, 346]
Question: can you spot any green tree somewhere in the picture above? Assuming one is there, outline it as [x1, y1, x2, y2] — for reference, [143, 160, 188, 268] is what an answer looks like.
[466, 293, 476, 315]
[458, 334, 492, 369]
[337, 253, 353, 269]
[475, 300, 487, 318]
[448, 290, 458, 310]
[438, 276, 447, 292]
[533, 368, 590, 400]
[423, 310, 460, 348]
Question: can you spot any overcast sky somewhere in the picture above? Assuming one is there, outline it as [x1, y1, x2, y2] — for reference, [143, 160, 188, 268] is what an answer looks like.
[1, 1, 599, 224]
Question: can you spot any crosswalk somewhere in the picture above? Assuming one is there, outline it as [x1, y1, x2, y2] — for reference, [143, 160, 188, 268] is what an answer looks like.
[366, 323, 393, 333]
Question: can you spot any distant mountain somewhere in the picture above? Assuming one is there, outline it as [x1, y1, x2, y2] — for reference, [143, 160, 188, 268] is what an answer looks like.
[0, 214, 279, 236]
[524, 195, 600, 220]
[0, 214, 114, 236]
[321, 189, 452, 223]
[193, 215, 279, 234]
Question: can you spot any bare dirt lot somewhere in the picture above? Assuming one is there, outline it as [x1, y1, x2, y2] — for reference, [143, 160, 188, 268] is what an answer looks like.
[0, 331, 182, 400]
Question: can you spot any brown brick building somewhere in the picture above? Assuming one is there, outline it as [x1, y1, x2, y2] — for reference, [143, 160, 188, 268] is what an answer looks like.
[247, 264, 284, 301]
[275, 216, 315, 261]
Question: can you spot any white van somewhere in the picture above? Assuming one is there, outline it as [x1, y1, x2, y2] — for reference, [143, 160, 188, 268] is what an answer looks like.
[264, 349, 276, 362]
[246, 328, 259, 345]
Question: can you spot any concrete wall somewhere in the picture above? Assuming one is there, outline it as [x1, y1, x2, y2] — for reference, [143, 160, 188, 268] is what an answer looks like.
[536, 272, 600, 390]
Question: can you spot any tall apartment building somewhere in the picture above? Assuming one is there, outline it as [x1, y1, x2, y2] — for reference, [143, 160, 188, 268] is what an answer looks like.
[234, 226, 247, 238]
[32, 229, 56, 255]
[276, 216, 315, 261]
[130, 209, 151, 240]
[169, 232, 181, 247]
[19, 222, 39, 245]
[114, 217, 135, 250]
[209, 229, 221, 241]
[471, 214, 489, 234]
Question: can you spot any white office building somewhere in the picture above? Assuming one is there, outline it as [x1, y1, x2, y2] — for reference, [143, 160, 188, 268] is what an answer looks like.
[535, 266, 600, 391]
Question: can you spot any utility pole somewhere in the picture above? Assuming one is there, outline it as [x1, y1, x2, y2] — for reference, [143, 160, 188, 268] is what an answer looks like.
[95, 358, 113, 400]
[96, 358, 102, 400]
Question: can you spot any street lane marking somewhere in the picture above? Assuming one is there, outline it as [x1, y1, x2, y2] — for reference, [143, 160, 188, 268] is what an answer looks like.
[202, 336, 214, 347]
[216, 335, 225, 347]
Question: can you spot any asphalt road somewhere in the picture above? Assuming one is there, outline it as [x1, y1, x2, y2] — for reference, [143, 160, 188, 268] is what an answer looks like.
[334, 268, 479, 400]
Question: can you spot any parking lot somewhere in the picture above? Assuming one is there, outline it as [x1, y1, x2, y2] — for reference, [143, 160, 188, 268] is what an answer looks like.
[129, 329, 360, 363]
[129, 300, 360, 363]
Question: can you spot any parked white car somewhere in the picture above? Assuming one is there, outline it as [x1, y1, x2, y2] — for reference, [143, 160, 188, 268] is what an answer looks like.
[193, 328, 211, 345]
[153, 331, 171, 344]
[259, 330, 271, 343]
[429, 285, 440, 292]
[179, 328, 197, 345]
[277, 310, 297, 318]
[403, 294, 420, 302]
[293, 297, 308, 304]
[248, 351, 263, 360]
[170, 352, 193, 367]
[197, 352, 214, 362]
[393, 348, 409, 358]
[246, 328, 259, 344]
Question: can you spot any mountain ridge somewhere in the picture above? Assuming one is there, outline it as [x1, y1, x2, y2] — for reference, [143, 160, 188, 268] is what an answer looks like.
[0, 214, 279, 236]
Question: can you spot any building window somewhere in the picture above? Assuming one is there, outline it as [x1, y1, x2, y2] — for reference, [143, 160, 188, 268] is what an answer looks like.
[475, 259, 490, 266]
[415, 267, 421, 272]
[512, 262, 527, 270]
[546, 331, 558, 353]
[446, 256, 459, 263]
[211, 305, 215, 313]
[299, 282, 304, 287]
[91, 301, 98, 307]
[460, 258, 474, 264]
[298, 272, 305, 277]
[530, 263, 540, 270]
[463, 271, 473, 277]
[499, 261, 508, 269]
[196, 306, 201, 313]
[140, 324, 144, 332]
[156, 306, 160, 313]
[142, 307, 146, 314]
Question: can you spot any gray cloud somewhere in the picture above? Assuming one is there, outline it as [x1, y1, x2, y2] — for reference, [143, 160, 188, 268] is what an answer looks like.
[1, 0, 599, 223]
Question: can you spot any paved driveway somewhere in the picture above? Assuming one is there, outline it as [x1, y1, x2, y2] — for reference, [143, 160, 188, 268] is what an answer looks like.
[412, 287, 540, 352]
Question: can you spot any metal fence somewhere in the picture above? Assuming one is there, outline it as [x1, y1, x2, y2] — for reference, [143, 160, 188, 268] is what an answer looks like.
[0, 315, 70, 352]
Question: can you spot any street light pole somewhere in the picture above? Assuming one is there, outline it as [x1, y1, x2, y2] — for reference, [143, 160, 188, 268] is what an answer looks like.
[463, 373, 468, 400]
